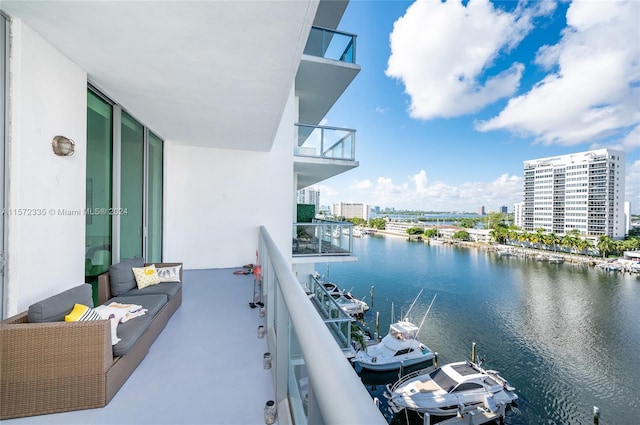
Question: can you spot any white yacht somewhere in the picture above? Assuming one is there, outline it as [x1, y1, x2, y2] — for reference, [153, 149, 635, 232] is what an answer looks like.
[385, 361, 518, 417]
[353, 292, 437, 372]
[352, 319, 435, 372]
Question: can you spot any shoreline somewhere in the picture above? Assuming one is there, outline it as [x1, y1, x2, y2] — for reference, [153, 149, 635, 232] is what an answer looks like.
[368, 229, 640, 273]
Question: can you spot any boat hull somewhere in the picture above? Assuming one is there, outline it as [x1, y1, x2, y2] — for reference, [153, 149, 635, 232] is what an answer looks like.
[354, 355, 434, 372]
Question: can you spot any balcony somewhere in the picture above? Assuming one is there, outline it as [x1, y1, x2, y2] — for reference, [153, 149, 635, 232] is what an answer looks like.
[294, 124, 358, 189]
[5, 227, 384, 425]
[293, 220, 355, 258]
[296, 26, 360, 126]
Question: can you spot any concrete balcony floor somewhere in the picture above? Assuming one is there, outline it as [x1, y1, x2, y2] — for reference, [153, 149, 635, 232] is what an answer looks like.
[4, 268, 275, 425]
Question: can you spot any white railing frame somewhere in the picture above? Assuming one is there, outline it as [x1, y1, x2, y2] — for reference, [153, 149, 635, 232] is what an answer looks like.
[259, 226, 386, 425]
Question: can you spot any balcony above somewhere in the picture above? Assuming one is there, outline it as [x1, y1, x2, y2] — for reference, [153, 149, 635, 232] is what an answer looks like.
[293, 221, 357, 263]
[294, 123, 358, 189]
[296, 26, 361, 125]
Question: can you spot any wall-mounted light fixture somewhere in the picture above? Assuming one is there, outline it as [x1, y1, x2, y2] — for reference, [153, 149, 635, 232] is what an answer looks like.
[52, 135, 75, 156]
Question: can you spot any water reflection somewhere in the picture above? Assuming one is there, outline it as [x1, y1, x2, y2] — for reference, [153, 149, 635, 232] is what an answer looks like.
[327, 235, 639, 425]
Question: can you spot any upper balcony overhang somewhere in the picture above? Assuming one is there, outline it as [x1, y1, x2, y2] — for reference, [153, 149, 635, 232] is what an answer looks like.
[295, 157, 359, 190]
[1, 1, 319, 152]
[296, 27, 361, 126]
[294, 123, 358, 189]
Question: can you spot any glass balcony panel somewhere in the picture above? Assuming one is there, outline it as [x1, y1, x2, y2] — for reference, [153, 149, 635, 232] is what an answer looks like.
[295, 124, 355, 161]
[303, 26, 356, 64]
[293, 220, 353, 256]
[288, 323, 309, 423]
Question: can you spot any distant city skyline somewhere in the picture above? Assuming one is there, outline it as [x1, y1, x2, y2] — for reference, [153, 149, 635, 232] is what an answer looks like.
[307, 0, 640, 214]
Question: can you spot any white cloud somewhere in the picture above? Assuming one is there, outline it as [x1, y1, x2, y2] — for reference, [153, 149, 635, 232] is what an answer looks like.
[477, 0, 640, 146]
[386, 0, 555, 119]
[412, 170, 428, 194]
[375, 106, 389, 114]
[337, 170, 523, 212]
[626, 160, 640, 211]
[310, 184, 339, 198]
[350, 179, 373, 190]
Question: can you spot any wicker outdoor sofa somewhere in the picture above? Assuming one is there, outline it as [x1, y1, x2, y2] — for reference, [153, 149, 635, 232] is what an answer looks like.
[0, 259, 182, 420]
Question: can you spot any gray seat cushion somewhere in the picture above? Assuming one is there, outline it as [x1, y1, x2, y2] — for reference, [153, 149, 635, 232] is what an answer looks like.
[120, 282, 181, 301]
[109, 257, 145, 296]
[112, 314, 152, 357]
[28, 284, 93, 323]
[108, 294, 168, 318]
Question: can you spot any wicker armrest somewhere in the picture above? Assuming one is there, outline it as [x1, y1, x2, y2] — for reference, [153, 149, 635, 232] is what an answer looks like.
[0, 318, 113, 419]
[1, 319, 113, 378]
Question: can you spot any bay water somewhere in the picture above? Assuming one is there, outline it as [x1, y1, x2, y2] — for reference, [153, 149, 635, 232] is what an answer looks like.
[325, 234, 640, 425]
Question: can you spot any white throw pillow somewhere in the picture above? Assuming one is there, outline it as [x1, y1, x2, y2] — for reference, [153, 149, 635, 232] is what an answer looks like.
[156, 265, 182, 283]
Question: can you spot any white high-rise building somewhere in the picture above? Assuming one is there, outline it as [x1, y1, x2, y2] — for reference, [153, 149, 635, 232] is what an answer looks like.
[297, 188, 320, 210]
[514, 201, 524, 228]
[333, 202, 370, 221]
[522, 149, 626, 238]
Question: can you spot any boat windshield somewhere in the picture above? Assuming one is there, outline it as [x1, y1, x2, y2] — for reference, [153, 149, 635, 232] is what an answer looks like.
[429, 367, 458, 393]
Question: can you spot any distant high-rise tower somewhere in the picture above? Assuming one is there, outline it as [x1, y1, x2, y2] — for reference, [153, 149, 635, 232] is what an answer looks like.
[478, 206, 485, 215]
[333, 202, 370, 221]
[522, 148, 626, 238]
[514, 202, 524, 228]
[297, 188, 320, 212]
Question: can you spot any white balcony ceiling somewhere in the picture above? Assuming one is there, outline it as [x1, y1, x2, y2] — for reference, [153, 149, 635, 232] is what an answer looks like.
[1, 1, 319, 151]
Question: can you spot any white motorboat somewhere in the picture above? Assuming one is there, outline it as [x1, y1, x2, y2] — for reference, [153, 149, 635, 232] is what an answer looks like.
[385, 360, 518, 417]
[353, 319, 435, 372]
[331, 291, 369, 316]
[353, 292, 437, 372]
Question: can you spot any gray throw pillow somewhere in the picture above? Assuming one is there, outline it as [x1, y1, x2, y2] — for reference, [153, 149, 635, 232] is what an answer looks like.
[109, 257, 145, 296]
[28, 284, 93, 323]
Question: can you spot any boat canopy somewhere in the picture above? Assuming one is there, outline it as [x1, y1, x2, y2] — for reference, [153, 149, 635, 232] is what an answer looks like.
[389, 320, 419, 341]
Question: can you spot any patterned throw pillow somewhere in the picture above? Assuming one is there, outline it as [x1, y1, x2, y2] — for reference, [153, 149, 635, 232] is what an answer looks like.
[132, 264, 161, 289]
[65, 303, 101, 322]
[65, 303, 121, 345]
[157, 265, 182, 283]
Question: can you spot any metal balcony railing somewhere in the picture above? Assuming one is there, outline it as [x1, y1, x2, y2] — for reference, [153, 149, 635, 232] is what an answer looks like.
[307, 273, 354, 353]
[293, 220, 353, 256]
[295, 123, 355, 161]
[258, 226, 385, 425]
[303, 26, 356, 63]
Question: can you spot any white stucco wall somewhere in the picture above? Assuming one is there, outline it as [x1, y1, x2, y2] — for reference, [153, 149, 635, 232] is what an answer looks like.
[5, 20, 87, 315]
[163, 87, 295, 269]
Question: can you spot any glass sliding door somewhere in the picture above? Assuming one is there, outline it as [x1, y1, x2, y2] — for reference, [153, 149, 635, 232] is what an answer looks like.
[120, 111, 144, 260]
[85, 91, 113, 279]
[86, 88, 164, 271]
[147, 132, 163, 262]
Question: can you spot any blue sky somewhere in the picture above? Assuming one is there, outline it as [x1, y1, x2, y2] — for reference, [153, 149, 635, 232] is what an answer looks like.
[313, 0, 640, 213]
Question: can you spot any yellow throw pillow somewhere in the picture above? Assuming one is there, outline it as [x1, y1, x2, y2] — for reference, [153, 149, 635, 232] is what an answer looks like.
[132, 264, 161, 289]
[65, 303, 101, 322]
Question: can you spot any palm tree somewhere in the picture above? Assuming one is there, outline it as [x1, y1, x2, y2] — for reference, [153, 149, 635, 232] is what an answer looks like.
[597, 236, 615, 259]
[529, 228, 545, 249]
[518, 231, 531, 248]
[490, 227, 508, 244]
[545, 233, 560, 253]
[577, 238, 594, 257]
[561, 230, 580, 255]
